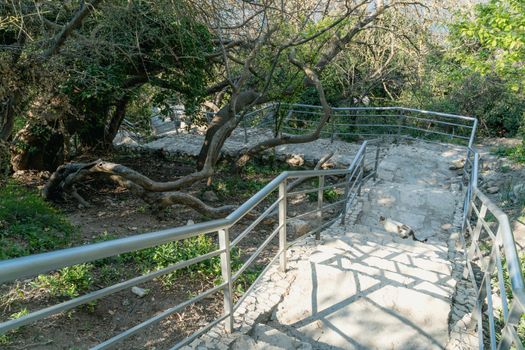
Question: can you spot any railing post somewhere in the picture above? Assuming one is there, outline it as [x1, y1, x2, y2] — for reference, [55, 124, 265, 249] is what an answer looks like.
[316, 175, 325, 240]
[373, 146, 380, 181]
[279, 180, 287, 272]
[340, 172, 351, 226]
[358, 151, 366, 196]
[330, 113, 335, 143]
[397, 111, 403, 139]
[218, 228, 234, 333]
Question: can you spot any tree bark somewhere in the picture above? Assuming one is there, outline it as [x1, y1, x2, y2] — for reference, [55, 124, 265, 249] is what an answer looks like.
[42, 0, 103, 59]
[0, 94, 17, 141]
[104, 95, 131, 147]
[43, 160, 235, 218]
[196, 90, 263, 170]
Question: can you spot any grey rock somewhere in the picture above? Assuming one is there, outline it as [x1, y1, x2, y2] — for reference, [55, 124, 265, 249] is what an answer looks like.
[286, 154, 305, 167]
[202, 190, 219, 202]
[131, 286, 149, 298]
[231, 335, 257, 350]
[186, 219, 195, 226]
[253, 324, 310, 349]
[287, 219, 311, 236]
[513, 183, 525, 199]
[449, 159, 465, 170]
[487, 186, 500, 194]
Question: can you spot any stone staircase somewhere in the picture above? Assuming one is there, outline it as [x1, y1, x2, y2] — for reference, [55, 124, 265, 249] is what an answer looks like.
[224, 143, 475, 350]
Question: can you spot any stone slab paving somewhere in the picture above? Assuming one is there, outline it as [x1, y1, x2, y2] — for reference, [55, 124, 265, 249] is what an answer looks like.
[186, 141, 478, 349]
[117, 127, 365, 168]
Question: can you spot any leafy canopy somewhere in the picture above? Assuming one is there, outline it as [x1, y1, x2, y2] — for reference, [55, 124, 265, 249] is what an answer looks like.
[451, 0, 525, 91]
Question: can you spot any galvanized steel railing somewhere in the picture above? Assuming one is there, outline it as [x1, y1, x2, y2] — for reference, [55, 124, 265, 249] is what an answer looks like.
[2, 103, 523, 349]
[276, 103, 478, 147]
[462, 147, 525, 349]
[0, 138, 377, 349]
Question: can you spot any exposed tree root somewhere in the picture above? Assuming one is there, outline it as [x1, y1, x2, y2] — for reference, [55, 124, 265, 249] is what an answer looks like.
[43, 160, 235, 218]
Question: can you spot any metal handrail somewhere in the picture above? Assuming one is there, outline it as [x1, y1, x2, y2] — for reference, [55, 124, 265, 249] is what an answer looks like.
[0, 139, 376, 349]
[3, 103, 521, 349]
[462, 146, 525, 349]
[274, 104, 478, 149]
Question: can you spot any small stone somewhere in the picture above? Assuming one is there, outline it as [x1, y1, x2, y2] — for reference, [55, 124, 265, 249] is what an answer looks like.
[487, 186, 500, 194]
[203, 190, 219, 202]
[122, 298, 130, 306]
[262, 217, 277, 225]
[287, 219, 311, 236]
[286, 154, 304, 167]
[186, 219, 195, 225]
[216, 343, 229, 350]
[449, 159, 465, 170]
[513, 184, 525, 199]
[131, 286, 149, 298]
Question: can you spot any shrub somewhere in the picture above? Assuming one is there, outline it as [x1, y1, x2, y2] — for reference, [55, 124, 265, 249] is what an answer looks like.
[35, 264, 93, 298]
[0, 180, 75, 260]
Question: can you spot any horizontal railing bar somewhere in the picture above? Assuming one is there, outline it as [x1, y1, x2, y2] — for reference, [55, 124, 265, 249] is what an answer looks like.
[287, 181, 347, 197]
[0, 144, 370, 285]
[307, 215, 341, 236]
[230, 196, 283, 248]
[280, 103, 477, 121]
[233, 248, 283, 312]
[495, 248, 510, 321]
[0, 221, 228, 283]
[232, 224, 282, 282]
[474, 189, 525, 291]
[286, 167, 359, 178]
[329, 115, 474, 129]
[170, 313, 230, 350]
[319, 198, 346, 211]
[91, 282, 228, 350]
[328, 124, 472, 137]
[397, 125, 471, 139]
[397, 134, 469, 146]
[226, 173, 286, 224]
[0, 249, 224, 334]
[290, 207, 322, 221]
[330, 130, 470, 140]
[332, 106, 478, 121]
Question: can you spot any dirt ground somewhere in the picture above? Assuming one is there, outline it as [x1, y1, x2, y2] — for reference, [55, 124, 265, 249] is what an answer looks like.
[1, 149, 341, 349]
[476, 138, 525, 253]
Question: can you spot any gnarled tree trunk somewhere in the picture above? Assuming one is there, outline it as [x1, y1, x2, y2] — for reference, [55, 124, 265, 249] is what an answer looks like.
[43, 160, 235, 218]
[196, 90, 263, 170]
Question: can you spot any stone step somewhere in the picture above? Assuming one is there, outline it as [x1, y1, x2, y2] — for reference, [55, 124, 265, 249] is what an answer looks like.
[328, 227, 449, 255]
[231, 324, 312, 350]
[317, 237, 452, 274]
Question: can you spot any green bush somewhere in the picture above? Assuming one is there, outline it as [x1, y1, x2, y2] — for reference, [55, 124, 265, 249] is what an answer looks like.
[492, 144, 525, 164]
[0, 180, 75, 260]
[35, 264, 93, 298]
[0, 308, 30, 345]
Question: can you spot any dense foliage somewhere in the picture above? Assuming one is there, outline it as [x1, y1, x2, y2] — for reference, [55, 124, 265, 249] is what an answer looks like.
[399, 0, 525, 137]
[0, 0, 523, 173]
